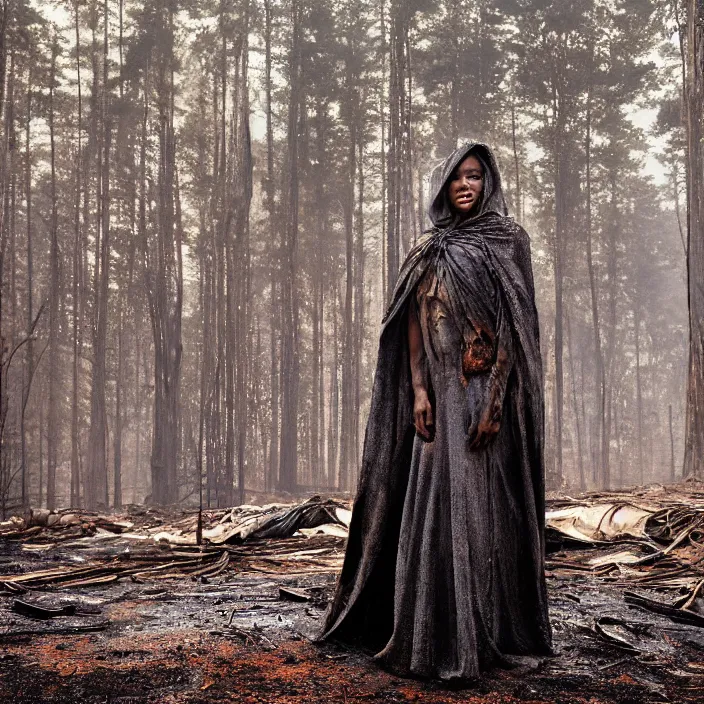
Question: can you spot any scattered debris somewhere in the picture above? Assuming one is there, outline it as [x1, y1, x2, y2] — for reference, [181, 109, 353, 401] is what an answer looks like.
[0, 496, 349, 547]
[0, 546, 231, 590]
[0, 483, 703, 702]
[545, 489, 704, 604]
[12, 599, 77, 620]
[278, 586, 312, 602]
[624, 590, 704, 628]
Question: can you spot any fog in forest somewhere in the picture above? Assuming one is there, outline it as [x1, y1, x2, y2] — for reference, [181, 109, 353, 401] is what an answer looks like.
[0, 0, 693, 513]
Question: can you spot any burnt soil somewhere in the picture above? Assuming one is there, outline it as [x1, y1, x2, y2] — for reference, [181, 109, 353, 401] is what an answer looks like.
[0, 564, 703, 703]
[2, 485, 704, 704]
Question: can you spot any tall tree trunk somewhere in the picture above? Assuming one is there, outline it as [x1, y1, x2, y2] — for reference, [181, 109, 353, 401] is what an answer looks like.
[0, 38, 16, 515]
[669, 404, 676, 482]
[310, 98, 327, 488]
[584, 58, 606, 488]
[0, 0, 9, 120]
[196, 79, 210, 508]
[353, 133, 366, 487]
[71, 0, 84, 508]
[236, 0, 252, 505]
[552, 77, 565, 487]
[603, 163, 619, 486]
[86, 0, 111, 509]
[113, 304, 124, 509]
[264, 0, 279, 494]
[197, 214, 207, 508]
[207, 69, 220, 505]
[137, 53, 149, 503]
[279, 0, 301, 493]
[379, 0, 388, 304]
[566, 314, 585, 491]
[684, 0, 704, 478]
[386, 0, 414, 304]
[672, 0, 688, 257]
[21, 61, 33, 509]
[146, 1, 183, 505]
[614, 400, 623, 486]
[214, 28, 226, 505]
[39, 399, 43, 506]
[339, 69, 356, 492]
[634, 303, 644, 484]
[47, 35, 59, 511]
[222, 1, 235, 508]
[328, 279, 340, 485]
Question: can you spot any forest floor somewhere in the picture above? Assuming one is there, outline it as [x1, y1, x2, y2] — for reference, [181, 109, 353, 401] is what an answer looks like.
[0, 483, 703, 703]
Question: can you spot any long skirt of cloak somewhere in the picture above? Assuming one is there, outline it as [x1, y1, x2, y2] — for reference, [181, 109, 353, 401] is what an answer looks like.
[372, 270, 543, 679]
[316, 218, 553, 681]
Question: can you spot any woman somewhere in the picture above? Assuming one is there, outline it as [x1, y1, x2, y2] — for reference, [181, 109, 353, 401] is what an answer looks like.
[315, 142, 552, 681]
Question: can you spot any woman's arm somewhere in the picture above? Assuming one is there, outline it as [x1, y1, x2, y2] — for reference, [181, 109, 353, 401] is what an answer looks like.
[408, 299, 433, 440]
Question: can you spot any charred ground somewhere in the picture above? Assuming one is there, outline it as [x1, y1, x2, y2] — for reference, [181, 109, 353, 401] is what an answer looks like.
[1, 483, 703, 703]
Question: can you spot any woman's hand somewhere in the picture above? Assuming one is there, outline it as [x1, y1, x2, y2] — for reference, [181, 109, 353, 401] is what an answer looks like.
[468, 343, 510, 450]
[468, 402, 500, 450]
[413, 387, 434, 441]
[408, 298, 433, 441]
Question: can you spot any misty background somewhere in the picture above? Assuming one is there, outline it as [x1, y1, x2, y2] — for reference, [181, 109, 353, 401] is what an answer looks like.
[0, 0, 689, 513]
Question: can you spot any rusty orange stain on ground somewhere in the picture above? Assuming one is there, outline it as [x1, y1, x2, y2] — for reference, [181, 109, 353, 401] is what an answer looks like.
[611, 673, 638, 685]
[1, 630, 552, 703]
[104, 599, 153, 623]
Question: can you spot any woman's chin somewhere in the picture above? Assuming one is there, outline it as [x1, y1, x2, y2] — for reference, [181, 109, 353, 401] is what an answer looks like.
[454, 203, 477, 216]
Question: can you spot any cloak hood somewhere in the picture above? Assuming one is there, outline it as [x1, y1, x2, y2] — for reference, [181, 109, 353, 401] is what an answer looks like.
[427, 141, 508, 229]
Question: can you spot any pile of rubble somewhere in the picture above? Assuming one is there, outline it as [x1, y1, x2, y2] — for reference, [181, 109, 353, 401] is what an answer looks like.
[544, 485, 704, 627]
[1, 487, 703, 617]
[0, 498, 350, 593]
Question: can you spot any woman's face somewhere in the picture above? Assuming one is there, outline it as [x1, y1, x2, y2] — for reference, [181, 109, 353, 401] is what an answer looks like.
[447, 154, 483, 215]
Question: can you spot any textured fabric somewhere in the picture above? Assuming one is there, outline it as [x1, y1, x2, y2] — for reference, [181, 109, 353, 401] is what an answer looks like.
[314, 142, 552, 679]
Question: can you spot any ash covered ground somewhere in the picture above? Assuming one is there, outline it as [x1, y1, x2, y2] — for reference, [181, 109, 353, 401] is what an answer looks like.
[1, 484, 703, 703]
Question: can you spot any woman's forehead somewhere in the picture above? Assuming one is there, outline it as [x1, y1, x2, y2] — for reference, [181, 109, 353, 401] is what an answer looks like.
[454, 154, 483, 174]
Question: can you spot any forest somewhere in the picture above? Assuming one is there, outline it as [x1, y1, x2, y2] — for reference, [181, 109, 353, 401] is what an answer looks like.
[0, 0, 702, 514]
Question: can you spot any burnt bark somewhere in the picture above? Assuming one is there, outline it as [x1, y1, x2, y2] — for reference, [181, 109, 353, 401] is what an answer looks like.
[684, 0, 704, 478]
[145, 0, 183, 505]
[47, 35, 59, 511]
[279, 0, 302, 493]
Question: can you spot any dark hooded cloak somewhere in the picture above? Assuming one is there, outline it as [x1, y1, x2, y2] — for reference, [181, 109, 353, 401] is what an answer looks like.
[315, 142, 552, 679]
